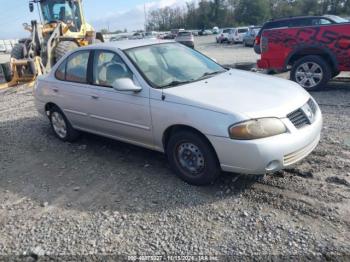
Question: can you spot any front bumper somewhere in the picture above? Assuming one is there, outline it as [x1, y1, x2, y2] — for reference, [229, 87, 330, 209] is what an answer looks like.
[208, 109, 322, 175]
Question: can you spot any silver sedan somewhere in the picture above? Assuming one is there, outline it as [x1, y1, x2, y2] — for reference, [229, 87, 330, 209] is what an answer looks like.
[34, 40, 322, 185]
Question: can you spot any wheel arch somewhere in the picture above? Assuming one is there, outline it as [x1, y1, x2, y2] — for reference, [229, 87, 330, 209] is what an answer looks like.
[45, 102, 60, 117]
[285, 46, 338, 73]
[162, 124, 220, 161]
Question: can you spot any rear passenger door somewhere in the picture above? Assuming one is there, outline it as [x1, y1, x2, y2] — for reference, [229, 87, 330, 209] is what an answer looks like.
[52, 50, 92, 129]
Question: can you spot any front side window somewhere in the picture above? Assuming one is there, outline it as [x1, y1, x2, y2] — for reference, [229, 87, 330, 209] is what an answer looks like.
[65, 51, 90, 83]
[125, 43, 225, 88]
[93, 51, 133, 87]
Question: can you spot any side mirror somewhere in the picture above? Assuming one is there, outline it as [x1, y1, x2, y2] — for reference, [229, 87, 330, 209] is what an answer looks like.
[29, 2, 34, 12]
[112, 78, 142, 92]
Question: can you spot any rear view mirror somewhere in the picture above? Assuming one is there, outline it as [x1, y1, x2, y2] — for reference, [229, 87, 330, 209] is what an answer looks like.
[112, 78, 142, 92]
[29, 2, 34, 12]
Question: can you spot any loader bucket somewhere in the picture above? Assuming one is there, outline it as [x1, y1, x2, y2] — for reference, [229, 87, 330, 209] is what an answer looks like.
[0, 57, 44, 90]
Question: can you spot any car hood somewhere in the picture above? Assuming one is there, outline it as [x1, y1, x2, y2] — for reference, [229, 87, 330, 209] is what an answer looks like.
[164, 69, 310, 119]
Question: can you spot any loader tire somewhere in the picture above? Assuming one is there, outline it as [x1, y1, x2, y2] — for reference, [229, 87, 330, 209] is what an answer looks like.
[1, 63, 13, 82]
[55, 41, 79, 63]
[11, 43, 25, 59]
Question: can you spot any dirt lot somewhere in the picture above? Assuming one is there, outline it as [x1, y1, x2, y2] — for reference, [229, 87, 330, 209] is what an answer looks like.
[0, 37, 350, 260]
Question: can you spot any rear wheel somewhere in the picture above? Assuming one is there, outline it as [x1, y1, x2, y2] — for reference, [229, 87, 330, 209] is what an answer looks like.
[291, 55, 332, 91]
[49, 106, 80, 142]
[55, 41, 79, 63]
[11, 43, 25, 59]
[166, 131, 221, 186]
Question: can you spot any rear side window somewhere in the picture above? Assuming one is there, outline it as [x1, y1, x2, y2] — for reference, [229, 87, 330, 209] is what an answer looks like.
[223, 29, 230, 33]
[65, 51, 90, 83]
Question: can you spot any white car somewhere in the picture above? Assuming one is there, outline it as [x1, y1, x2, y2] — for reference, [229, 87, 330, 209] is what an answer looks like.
[34, 40, 322, 186]
[228, 27, 249, 44]
[216, 28, 234, 43]
[0, 43, 6, 53]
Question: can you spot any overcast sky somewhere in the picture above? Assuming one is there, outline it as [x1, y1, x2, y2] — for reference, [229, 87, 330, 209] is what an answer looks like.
[0, 0, 190, 39]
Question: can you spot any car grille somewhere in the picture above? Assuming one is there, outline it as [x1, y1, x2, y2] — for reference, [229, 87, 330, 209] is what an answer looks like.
[287, 99, 317, 129]
[287, 109, 310, 129]
[284, 137, 319, 166]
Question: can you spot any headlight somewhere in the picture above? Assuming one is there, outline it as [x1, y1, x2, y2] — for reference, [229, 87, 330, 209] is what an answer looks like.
[229, 118, 287, 140]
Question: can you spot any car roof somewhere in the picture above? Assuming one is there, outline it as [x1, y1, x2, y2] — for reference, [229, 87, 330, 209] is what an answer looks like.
[267, 15, 328, 23]
[85, 39, 175, 51]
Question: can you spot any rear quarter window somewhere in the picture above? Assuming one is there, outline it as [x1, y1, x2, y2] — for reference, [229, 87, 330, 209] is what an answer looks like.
[55, 60, 66, 81]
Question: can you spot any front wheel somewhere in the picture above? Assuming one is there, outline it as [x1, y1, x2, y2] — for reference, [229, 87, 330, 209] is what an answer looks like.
[49, 106, 80, 142]
[166, 131, 221, 186]
[291, 55, 332, 91]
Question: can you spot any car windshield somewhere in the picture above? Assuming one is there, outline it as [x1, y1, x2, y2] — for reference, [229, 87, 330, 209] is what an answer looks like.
[125, 43, 225, 88]
[40, 0, 82, 31]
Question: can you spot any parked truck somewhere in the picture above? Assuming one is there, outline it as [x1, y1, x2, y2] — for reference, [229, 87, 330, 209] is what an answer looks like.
[257, 21, 350, 90]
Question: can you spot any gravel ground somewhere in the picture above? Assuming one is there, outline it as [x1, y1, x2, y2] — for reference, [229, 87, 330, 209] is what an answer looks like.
[0, 37, 350, 260]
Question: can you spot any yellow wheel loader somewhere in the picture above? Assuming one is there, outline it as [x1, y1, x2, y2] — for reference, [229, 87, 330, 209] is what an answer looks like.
[0, 0, 104, 89]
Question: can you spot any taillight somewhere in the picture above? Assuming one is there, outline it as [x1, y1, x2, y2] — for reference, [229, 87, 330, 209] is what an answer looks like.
[261, 36, 269, 53]
[255, 36, 261, 45]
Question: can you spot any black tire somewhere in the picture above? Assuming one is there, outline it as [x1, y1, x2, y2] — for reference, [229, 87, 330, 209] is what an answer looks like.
[49, 106, 80, 142]
[1, 63, 12, 82]
[166, 131, 221, 186]
[291, 55, 332, 91]
[11, 43, 25, 59]
[54, 41, 79, 63]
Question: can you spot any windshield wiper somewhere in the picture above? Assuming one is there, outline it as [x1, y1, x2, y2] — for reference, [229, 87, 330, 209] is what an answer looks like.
[197, 70, 225, 81]
[160, 80, 192, 88]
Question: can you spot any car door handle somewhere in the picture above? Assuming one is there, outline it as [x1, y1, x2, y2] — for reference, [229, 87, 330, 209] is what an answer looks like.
[53, 88, 59, 93]
[91, 95, 99, 100]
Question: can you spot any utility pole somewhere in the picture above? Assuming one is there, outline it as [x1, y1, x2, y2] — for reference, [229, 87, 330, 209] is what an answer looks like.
[144, 1, 147, 32]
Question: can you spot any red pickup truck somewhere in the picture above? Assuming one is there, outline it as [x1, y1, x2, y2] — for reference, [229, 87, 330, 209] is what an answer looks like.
[257, 23, 350, 90]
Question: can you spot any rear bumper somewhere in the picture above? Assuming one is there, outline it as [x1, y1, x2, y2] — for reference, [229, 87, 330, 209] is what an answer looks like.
[257, 58, 285, 71]
[257, 59, 269, 69]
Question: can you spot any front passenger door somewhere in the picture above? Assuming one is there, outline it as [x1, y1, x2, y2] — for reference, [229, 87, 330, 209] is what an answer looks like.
[87, 50, 153, 148]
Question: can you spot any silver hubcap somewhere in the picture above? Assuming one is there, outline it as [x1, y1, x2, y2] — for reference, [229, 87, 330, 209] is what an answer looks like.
[176, 142, 205, 175]
[51, 112, 67, 139]
[295, 62, 323, 89]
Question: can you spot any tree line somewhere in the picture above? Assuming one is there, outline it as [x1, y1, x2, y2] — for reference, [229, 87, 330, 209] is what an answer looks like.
[146, 0, 350, 31]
